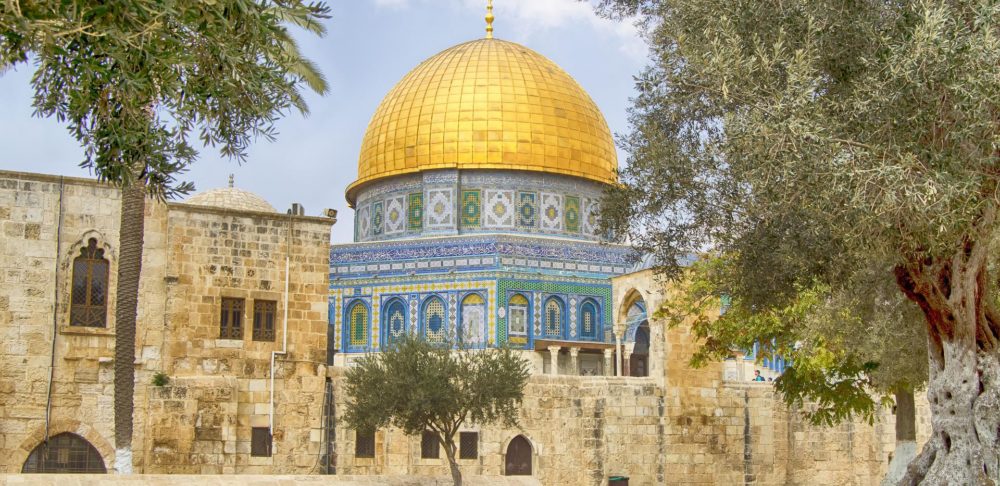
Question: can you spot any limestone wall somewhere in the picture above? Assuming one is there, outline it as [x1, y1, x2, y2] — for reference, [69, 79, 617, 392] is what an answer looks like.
[0, 170, 334, 474]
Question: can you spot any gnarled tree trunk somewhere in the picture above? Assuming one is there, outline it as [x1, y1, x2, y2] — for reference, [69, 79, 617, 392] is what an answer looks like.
[894, 226, 1000, 485]
[113, 181, 146, 474]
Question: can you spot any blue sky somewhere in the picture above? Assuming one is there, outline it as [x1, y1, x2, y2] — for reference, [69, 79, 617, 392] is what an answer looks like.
[0, 0, 646, 244]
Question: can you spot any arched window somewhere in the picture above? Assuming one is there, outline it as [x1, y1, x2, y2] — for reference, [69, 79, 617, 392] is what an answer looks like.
[544, 297, 563, 338]
[423, 296, 446, 343]
[70, 238, 109, 327]
[347, 301, 369, 348]
[22, 433, 106, 473]
[383, 299, 407, 348]
[507, 294, 529, 337]
[579, 300, 599, 340]
[460, 293, 486, 346]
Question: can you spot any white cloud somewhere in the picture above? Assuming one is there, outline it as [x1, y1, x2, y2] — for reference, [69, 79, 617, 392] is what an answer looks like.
[370, 0, 646, 61]
[463, 0, 646, 60]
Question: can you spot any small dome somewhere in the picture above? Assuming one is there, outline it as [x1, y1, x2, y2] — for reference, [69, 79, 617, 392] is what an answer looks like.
[186, 187, 276, 213]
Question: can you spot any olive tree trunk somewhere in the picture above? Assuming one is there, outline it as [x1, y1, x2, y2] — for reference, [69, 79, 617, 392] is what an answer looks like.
[442, 435, 463, 486]
[113, 182, 146, 474]
[894, 229, 1000, 485]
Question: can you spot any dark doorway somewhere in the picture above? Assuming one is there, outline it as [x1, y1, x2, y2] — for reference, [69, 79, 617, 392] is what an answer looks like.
[22, 433, 106, 473]
[629, 322, 650, 377]
[504, 435, 532, 476]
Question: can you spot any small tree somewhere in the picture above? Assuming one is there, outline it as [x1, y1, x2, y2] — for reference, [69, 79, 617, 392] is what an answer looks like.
[343, 335, 531, 486]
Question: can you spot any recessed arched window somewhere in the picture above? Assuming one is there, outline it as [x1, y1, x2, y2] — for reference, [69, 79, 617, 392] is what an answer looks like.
[22, 432, 106, 473]
[423, 296, 446, 343]
[507, 294, 529, 338]
[347, 301, 369, 348]
[383, 299, 407, 348]
[460, 293, 486, 346]
[579, 300, 599, 340]
[544, 297, 563, 338]
[70, 238, 109, 327]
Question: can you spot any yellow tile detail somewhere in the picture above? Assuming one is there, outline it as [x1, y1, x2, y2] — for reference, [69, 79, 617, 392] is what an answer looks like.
[347, 39, 616, 203]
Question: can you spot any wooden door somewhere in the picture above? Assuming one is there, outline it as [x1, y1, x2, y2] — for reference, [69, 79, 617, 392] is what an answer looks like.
[505, 435, 532, 476]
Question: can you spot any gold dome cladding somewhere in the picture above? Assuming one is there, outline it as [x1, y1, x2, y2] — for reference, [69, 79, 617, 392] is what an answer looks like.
[347, 38, 618, 204]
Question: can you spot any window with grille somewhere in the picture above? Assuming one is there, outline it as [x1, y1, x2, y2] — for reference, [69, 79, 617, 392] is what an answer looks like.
[253, 300, 277, 341]
[348, 301, 369, 347]
[580, 301, 598, 340]
[70, 239, 109, 328]
[21, 432, 106, 473]
[459, 431, 479, 459]
[421, 430, 439, 459]
[423, 297, 446, 343]
[355, 429, 375, 458]
[544, 298, 563, 337]
[220, 297, 245, 340]
[250, 427, 272, 457]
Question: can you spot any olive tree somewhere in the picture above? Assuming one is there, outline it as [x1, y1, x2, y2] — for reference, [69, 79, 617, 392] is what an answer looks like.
[343, 335, 531, 486]
[598, 0, 1000, 483]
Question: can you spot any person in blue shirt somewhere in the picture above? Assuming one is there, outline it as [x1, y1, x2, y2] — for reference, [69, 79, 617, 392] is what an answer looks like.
[753, 370, 766, 382]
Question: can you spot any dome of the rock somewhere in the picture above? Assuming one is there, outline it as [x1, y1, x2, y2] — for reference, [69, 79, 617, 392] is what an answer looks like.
[346, 37, 617, 205]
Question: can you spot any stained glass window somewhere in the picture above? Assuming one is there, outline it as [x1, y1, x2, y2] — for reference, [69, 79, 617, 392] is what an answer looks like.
[383, 299, 406, 347]
[508, 294, 528, 336]
[70, 239, 108, 328]
[544, 298, 563, 337]
[348, 301, 369, 347]
[460, 293, 485, 345]
[580, 301, 598, 340]
[423, 297, 446, 342]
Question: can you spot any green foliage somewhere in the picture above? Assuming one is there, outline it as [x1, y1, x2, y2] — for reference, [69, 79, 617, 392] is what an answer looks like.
[151, 371, 169, 387]
[343, 335, 530, 436]
[343, 335, 530, 483]
[0, 0, 330, 196]
[596, 0, 999, 425]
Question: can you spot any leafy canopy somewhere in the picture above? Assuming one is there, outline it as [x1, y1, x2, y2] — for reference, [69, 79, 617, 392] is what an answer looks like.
[343, 335, 531, 440]
[0, 0, 330, 196]
[598, 0, 998, 422]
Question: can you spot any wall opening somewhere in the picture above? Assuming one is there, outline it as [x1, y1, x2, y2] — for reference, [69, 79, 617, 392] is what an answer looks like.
[21, 433, 106, 473]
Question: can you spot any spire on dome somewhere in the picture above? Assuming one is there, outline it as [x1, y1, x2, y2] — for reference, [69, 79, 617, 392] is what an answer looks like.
[485, 0, 494, 39]
[228, 174, 235, 188]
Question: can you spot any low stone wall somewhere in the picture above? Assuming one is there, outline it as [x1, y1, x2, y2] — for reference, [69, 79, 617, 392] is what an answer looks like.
[0, 475, 540, 486]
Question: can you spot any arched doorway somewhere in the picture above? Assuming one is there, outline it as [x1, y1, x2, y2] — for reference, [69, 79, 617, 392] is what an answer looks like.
[630, 322, 650, 377]
[504, 435, 532, 476]
[21, 433, 107, 473]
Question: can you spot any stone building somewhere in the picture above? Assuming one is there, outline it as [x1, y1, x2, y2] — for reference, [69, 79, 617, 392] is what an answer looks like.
[0, 171, 335, 474]
[0, 10, 930, 486]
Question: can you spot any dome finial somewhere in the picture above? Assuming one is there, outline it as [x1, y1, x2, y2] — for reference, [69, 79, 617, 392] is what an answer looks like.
[228, 173, 234, 188]
[485, 0, 494, 39]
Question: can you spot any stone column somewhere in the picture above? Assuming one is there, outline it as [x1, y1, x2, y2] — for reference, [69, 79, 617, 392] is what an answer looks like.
[569, 347, 580, 376]
[603, 349, 614, 377]
[615, 334, 623, 377]
[547, 346, 561, 375]
[623, 349, 632, 377]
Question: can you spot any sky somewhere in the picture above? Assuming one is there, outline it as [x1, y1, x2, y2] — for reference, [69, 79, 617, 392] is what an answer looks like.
[0, 0, 647, 244]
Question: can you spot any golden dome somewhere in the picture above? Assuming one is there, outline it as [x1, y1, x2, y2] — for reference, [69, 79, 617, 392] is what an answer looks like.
[347, 38, 617, 204]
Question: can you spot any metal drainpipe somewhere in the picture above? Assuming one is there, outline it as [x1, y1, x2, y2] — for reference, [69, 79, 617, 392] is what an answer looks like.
[45, 177, 66, 443]
[270, 215, 292, 438]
